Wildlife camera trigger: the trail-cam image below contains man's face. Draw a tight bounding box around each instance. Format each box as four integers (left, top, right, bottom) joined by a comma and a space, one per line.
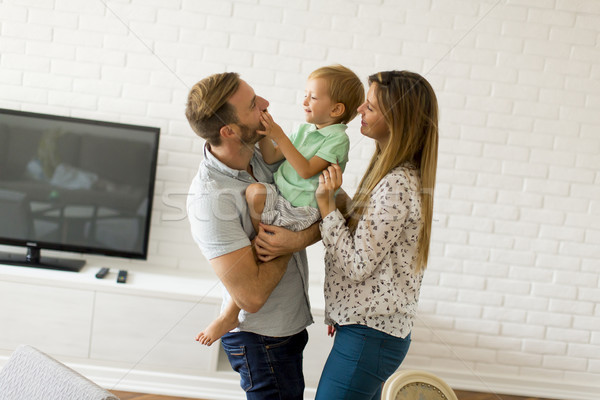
227, 80, 270, 146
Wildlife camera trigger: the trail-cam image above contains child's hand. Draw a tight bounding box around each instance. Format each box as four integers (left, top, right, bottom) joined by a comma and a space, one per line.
258, 111, 284, 140
258, 111, 273, 137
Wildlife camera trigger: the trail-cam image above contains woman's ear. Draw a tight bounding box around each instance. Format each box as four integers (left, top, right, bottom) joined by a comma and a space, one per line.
330, 103, 345, 119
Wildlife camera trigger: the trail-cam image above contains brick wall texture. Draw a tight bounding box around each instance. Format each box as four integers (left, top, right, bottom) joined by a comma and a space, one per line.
1, 0, 598, 390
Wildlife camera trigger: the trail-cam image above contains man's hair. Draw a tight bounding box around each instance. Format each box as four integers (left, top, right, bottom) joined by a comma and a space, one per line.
185, 72, 241, 146
308, 65, 365, 124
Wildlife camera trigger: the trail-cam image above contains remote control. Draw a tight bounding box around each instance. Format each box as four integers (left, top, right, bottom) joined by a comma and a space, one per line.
117, 270, 128, 284
95, 267, 109, 279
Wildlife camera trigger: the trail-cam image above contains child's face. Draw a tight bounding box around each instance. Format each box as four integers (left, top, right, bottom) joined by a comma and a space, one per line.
303, 78, 339, 129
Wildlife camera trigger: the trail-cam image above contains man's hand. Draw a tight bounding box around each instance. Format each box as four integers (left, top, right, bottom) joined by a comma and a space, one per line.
254, 223, 296, 262
254, 222, 321, 262
250, 237, 260, 263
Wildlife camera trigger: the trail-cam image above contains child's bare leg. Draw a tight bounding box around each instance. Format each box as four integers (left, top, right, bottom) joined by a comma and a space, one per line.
195, 300, 240, 346
246, 183, 267, 233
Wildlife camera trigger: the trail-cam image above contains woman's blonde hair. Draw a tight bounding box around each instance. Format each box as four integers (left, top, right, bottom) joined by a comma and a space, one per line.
346, 70, 439, 273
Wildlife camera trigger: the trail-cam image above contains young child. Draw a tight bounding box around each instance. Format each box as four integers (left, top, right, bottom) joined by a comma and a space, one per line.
195, 65, 364, 346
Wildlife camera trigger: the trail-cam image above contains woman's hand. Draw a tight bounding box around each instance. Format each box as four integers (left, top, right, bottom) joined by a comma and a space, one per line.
315, 163, 343, 218
327, 325, 336, 337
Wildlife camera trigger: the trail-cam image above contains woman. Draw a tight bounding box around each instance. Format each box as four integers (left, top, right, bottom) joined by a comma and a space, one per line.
314, 70, 439, 399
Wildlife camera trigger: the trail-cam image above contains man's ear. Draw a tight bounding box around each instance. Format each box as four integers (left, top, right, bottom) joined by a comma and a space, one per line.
220, 124, 236, 139
330, 103, 345, 119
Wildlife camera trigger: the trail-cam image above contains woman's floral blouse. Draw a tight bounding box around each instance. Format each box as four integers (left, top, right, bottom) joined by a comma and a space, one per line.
320, 163, 424, 338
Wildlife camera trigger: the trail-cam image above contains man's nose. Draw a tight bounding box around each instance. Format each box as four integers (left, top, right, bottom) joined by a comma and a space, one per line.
258, 96, 269, 111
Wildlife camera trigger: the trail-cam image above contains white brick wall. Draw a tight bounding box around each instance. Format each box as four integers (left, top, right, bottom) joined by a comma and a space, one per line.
1, 0, 599, 397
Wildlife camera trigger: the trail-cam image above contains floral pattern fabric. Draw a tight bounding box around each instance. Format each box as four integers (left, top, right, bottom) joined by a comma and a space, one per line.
319, 163, 425, 338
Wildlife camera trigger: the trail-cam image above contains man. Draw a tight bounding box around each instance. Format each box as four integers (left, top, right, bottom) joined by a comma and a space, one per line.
185, 72, 320, 399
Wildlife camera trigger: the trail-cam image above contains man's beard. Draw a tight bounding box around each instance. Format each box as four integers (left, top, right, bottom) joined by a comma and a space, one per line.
238, 122, 262, 146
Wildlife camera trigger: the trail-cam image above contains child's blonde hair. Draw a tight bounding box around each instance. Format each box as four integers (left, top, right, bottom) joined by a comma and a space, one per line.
308, 65, 364, 124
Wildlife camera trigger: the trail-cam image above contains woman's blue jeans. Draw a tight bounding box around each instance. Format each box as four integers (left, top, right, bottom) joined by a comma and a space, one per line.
221, 329, 308, 400
315, 324, 411, 400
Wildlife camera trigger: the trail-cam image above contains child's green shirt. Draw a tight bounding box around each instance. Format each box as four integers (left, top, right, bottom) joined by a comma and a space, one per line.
273, 123, 350, 208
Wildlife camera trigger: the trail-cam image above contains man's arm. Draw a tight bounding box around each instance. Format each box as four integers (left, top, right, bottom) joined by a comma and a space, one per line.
209, 246, 291, 313
254, 222, 321, 262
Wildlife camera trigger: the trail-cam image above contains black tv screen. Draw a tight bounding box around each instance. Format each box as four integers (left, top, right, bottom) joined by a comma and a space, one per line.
0, 108, 160, 272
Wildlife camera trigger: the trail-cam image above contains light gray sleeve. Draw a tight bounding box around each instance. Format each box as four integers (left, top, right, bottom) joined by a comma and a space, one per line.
188, 190, 251, 260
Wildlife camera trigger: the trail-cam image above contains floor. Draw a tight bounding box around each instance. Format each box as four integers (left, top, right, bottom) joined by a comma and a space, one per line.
111, 392, 192, 400
453, 390, 557, 400
112, 389, 558, 400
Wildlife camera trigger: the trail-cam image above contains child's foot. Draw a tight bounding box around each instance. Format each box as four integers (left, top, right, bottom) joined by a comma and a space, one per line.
195, 315, 239, 346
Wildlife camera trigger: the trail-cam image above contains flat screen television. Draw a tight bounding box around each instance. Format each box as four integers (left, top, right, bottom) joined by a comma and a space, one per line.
0, 108, 160, 272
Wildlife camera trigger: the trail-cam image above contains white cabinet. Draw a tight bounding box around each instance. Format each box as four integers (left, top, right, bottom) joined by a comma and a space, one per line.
0, 280, 93, 358
90, 292, 218, 373
0, 264, 330, 399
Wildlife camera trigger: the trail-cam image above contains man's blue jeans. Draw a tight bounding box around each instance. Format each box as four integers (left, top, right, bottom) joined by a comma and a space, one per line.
221, 329, 309, 400
315, 324, 411, 400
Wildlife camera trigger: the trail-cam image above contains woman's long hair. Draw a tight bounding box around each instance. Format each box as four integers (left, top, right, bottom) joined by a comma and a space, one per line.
346, 70, 439, 273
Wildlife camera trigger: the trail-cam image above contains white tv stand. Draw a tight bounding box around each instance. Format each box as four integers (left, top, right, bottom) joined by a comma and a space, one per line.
0, 263, 330, 399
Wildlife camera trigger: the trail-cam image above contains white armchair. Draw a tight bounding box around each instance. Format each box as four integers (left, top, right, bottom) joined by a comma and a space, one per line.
0, 345, 119, 400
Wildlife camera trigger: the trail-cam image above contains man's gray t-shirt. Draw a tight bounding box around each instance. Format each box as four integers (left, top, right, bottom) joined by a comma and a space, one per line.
187, 143, 313, 337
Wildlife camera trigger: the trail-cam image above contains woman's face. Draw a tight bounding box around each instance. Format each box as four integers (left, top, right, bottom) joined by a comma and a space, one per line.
357, 83, 390, 145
